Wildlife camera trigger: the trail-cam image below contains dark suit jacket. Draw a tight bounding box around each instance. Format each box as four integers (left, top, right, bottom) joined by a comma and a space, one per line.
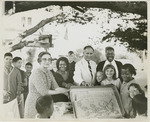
96, 60, 123, 81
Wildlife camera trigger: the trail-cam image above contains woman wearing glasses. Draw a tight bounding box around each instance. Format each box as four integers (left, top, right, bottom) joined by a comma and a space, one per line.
24, 52, 69, 118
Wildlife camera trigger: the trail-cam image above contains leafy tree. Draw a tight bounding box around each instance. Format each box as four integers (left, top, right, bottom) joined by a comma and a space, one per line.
102, 17, 147, 51
3, 1, 147, 52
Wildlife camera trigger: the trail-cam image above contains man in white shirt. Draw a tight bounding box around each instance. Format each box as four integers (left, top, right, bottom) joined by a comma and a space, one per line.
96, 46, 123, 80
73, 46, 97, 86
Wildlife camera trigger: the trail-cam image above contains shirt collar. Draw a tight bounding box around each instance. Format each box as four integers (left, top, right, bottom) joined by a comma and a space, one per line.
106, 60, 115, 64
83, 57, 91, 63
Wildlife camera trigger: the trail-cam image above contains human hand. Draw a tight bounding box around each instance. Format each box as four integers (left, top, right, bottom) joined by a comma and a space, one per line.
66, 83, 74, 88
17, 86, 24, 95
81, 81, 89, 86
17, 95, 22, 104
3, 90, 9, 96
3, 91, 11, 101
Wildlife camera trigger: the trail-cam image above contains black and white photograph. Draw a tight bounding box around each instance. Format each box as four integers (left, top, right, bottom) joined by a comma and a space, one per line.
0, 1, 148, 121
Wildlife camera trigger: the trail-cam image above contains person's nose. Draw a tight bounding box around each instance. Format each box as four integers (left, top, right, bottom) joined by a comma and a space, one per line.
45, 60, 50, 63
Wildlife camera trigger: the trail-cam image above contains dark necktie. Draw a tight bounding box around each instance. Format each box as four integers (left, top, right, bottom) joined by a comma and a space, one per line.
87, 61, 93, 79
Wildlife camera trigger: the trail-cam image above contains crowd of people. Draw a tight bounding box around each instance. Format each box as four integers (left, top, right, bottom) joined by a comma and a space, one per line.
3, 45, 147, 119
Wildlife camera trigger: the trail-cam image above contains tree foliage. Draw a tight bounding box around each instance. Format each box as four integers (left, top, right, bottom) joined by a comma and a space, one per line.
5, 1, 147, 18
4, 1, 147, 52
102, 18, 147, 51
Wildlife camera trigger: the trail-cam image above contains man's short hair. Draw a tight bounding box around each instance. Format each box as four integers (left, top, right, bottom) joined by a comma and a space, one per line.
68, 51, 74, 55
12, 57, 22, 63
25, 62, 32, 67
4, 52, 13, 58
105, 46, 114, 52
84, 45, 94, 51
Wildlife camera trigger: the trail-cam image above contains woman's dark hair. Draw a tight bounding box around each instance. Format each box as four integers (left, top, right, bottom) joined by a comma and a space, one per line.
103, 64, 117, 80
36, 95, 53, 114
37, 51, 51, 63
56, 57, 69, 71
121, 63, 136, 76
128, 83, 145, 96
132, 94, 147, 115
4, 52, 13, 58
12, 57, 22, 63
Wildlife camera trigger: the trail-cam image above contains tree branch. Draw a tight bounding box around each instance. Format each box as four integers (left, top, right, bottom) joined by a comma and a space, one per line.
21, 13, 65, 38
7, 13, 65, 52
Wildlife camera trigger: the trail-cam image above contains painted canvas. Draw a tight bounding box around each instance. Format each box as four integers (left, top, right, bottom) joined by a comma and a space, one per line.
70, 86, 125, 119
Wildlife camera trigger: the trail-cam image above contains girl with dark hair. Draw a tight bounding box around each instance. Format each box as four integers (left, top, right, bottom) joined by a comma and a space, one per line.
53, 57, 75, 89
132, 94, 147, 118
94, 70, 104, 86
35, 95, 54, 118
128, 83, 145, 98
101, 64, 121, 89
120, 63, 137, 118
24, 52, 69, 118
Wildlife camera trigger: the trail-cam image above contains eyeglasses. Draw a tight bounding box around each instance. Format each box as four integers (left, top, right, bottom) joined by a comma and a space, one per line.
41, 58, 52, 62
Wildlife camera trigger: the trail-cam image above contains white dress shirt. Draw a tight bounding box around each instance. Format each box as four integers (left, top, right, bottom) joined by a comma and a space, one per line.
103, 60, 119, 78
73, 58, 97, 86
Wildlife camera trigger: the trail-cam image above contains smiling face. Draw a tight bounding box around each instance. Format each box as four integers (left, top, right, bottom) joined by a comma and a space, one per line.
96, 71, 103, 82
40, 54, 52, 69
121, 68, 132, 82
25, 65, 32, 73
129, 86, 141, 98
105, 67, 115, 79
4, 56, 13, 66
59, 60, 67, 72
83, 48, 94, 61
13, 60, 22, 69
105, 49, 115, 62
68, 54, 75, 63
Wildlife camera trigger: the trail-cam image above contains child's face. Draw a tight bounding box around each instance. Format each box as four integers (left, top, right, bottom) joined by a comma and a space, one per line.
121, 69, 132, 82
25, 65, 32, 72
105, 68, 114, 79
13, 60, 22, 69
68, 54, 75, 63
96, 72, 103, 82
4, 56, 13, 66
129, 86, 140, 98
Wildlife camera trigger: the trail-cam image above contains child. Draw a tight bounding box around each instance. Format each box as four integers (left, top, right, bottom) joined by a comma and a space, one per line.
128, 83, 145, 99
101, 64, 121, 89
35, 95, 54, 118
120, 63, 136, 118
132, 94, 147, 118
95, 70, 104, 86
